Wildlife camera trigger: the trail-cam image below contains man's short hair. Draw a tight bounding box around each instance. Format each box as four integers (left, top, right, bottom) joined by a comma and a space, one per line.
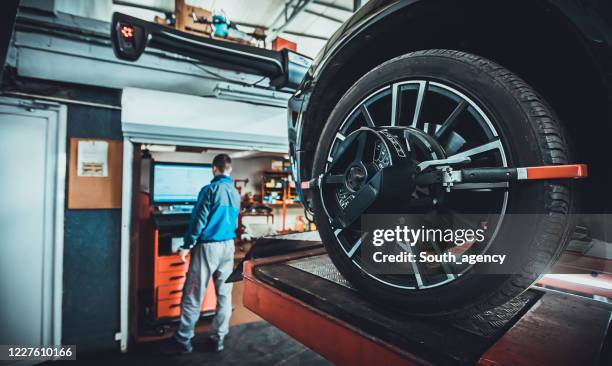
212, 154, 232, 173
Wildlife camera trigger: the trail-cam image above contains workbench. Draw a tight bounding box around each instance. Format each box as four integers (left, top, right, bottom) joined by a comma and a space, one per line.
241, 235, 612, 366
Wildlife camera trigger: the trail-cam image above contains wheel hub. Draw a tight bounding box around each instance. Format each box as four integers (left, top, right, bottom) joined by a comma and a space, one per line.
346, 164, 367, 191
321, 126, 446, 228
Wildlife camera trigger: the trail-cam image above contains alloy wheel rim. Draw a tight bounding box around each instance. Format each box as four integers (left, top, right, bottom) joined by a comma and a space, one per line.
320, 80, 509, 290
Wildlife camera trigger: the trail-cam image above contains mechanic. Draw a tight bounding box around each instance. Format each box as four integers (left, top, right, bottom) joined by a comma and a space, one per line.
165, 154, 240, 354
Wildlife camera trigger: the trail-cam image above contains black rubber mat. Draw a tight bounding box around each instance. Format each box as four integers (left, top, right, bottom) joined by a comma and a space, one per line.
43, 322, 331, 366
255, 256, 542, 366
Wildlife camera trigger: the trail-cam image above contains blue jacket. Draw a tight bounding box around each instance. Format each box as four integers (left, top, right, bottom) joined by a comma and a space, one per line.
182, 175, 240, 249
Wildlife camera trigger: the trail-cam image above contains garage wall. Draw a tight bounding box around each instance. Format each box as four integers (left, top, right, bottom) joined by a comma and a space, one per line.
62, 94, 122, 352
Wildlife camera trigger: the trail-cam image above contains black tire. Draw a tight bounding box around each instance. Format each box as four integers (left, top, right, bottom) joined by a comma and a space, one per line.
312, 49, 575, 318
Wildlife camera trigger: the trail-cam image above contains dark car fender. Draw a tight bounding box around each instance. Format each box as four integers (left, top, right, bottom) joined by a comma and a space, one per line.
288, 0, 612, 212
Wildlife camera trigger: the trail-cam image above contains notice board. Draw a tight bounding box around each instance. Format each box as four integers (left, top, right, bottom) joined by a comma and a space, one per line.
68, 138, 123, 209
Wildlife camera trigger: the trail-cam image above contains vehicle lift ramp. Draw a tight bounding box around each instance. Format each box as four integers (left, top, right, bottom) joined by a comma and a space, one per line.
238, 234, 612, 366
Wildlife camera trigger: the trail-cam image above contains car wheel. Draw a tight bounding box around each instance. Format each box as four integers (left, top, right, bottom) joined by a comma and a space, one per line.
311, 49, 575, 318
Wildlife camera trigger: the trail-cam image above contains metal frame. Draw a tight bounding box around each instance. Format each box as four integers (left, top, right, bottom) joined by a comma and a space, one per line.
267, 0, 315, 41
243, 249, 612, 366
10, 9, 287, 102
53, 103, 67, 346
312, 0, 353, 13
117, 138, 133, 352
242, 250, 415, 365
303, 9, 344, 24
233, 21, 329, 41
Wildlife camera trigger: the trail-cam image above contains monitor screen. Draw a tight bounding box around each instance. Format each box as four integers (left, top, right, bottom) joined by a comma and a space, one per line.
152, 163, 214, 204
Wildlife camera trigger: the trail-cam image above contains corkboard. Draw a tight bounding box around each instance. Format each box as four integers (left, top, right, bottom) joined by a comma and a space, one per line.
68, 138, 123, 209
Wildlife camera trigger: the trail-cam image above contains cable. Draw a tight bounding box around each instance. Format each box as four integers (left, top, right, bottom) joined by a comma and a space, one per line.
304, 206, 315, 225
191, 62, 267, 86
250, 76, 268, 86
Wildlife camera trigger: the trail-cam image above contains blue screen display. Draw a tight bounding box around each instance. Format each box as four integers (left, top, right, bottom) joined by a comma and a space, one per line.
153, 164, 214, 203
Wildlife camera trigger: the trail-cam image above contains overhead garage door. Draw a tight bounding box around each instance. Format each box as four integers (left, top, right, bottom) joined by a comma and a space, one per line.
121, 87, 289, 152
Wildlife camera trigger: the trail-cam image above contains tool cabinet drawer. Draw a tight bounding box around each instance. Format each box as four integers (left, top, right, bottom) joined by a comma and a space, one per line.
157, 298, 181, 318
158, 283, 184, 300
157, 255, 189, 273
156, 271, 187, 287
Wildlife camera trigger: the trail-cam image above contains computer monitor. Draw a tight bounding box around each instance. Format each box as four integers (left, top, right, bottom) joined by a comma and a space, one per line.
152, 162, 214, 204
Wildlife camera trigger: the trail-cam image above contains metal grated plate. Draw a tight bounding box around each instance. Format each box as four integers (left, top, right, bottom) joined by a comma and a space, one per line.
287, 255, 355, 290
285, 254, 541, 338
453, 291, 541, 337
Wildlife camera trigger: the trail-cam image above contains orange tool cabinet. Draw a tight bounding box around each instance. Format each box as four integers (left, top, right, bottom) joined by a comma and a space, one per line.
152, 230, 216, 319
138, 192, 217, 323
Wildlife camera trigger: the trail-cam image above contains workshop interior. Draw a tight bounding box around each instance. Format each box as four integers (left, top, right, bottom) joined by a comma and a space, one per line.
0, 0, 611, 365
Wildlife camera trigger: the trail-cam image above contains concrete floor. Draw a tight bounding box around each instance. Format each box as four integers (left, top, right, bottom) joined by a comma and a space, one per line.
106, 247, 330, 365
42, 242, 332, 364
47, 321, 331, 366
46, 280, 330, 365
137, 280, 262, 343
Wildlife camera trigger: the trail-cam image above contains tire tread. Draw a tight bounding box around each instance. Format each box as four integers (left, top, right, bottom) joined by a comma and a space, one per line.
401, 50, 573, 318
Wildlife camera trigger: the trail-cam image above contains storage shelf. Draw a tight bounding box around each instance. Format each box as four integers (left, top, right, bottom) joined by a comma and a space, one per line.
268, 203, 301, 208
263, 170, 292, 175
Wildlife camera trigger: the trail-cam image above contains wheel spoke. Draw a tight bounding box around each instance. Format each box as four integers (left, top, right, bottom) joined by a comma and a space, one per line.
347, 232, 368, 258
443, 131, 467, 156
398, 240, 424, 288
411, 81, 428, 128
448, 139, 503, 160
434, 100, 468, 139
390, 83, 399, 126
430, 241, 456, 281
360, 104, 376, 127
326, 132, 360, 170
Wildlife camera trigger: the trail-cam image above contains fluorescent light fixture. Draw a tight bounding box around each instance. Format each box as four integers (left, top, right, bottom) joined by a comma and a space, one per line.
142, 144, 176, 152
229, 150, 262, 159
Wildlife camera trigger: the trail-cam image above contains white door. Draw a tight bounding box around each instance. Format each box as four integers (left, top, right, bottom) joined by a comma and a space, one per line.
0, 98, 65, 350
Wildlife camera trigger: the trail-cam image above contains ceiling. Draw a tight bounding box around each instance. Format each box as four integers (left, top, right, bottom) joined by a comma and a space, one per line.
112, 0, 368, 57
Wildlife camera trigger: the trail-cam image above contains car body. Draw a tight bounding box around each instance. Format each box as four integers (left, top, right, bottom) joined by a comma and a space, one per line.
289, 0, 612, 236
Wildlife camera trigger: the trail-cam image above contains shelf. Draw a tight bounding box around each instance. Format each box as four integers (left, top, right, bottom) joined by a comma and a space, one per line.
241, 212, 274, 217
261, 167, 298, 231
268, 203, 301, 208
263, 170, 292, 175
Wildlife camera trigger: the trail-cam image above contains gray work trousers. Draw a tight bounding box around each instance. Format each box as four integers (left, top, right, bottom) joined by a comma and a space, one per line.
175, 239, 234, 345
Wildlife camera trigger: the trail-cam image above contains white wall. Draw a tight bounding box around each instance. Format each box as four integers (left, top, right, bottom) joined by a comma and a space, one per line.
54, 0, 113, 19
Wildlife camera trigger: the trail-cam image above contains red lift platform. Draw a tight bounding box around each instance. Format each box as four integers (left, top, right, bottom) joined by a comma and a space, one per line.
240, 235, 612, 366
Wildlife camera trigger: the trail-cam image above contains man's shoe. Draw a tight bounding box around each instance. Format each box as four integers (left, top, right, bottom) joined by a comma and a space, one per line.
210, 335, 224, 352
161, 337, 193, 355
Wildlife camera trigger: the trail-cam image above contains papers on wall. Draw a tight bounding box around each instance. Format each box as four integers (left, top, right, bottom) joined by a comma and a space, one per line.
77, 140, 109, 177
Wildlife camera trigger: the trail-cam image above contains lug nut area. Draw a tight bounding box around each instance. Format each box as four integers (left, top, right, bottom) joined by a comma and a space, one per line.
346, 165, 367, 191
